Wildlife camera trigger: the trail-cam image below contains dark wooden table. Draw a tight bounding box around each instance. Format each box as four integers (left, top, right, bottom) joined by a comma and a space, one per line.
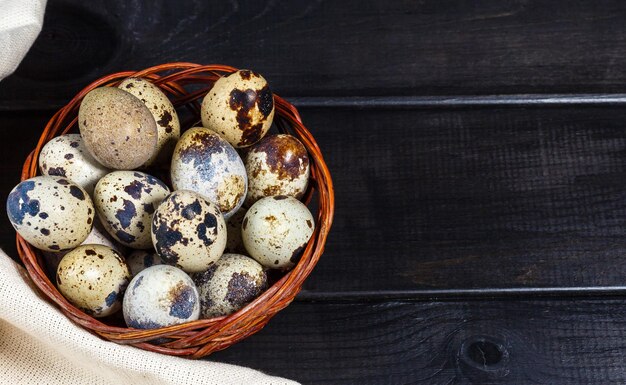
4, 1, 626, 383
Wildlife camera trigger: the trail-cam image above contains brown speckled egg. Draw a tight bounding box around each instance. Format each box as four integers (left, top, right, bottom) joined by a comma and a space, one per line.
192, 253, 267, 318
78, 87, 158, 169
225, 208, 246, 254
244, 134, 310, 207
242, 196, 314, 270
38, 134, 109, 195
126, 249, 163, 277
42, 218, 126, 280
94, 171, 170, 249
201, 70, 274, 148
118, 78, 180, 166
6, 176, 94, 252
170, 127, 247, 219
56, 244, 130, 317
151, 190, 227, 273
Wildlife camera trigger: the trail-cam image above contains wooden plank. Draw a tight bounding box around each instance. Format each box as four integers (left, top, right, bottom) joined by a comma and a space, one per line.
3, 104, 626, 296
5, 0, 626, 109
208, 298, 626, 384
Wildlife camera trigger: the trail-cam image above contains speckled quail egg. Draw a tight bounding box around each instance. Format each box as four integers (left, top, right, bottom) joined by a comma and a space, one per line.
38, 134, 109, 195
123, 264, 200, 329
118, 78, 180, 166
201, 70, 274, 148
170, 127, 247, 219
151, 190, 227, 273
6, 176, 94, 252
224, 207, 246, 254
78, 87, 158, 169
56, 244, 130, 317
126, 249, 163, 277
242, 196, 314, 269
94, 171, 170, 249
192, 253, 267, 318
244, 134, 310, 207
43, 218, 126, 280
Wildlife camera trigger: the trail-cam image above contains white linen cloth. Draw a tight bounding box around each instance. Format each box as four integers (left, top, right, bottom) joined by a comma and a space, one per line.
0, 0, 46, 80
0, 250, 299, 384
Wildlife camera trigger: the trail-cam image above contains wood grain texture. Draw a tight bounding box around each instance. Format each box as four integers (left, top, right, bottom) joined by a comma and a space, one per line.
5, 0, 626, 109
209, 298, 626, 384
4, 105, 626, 295
299, 105, 626, 293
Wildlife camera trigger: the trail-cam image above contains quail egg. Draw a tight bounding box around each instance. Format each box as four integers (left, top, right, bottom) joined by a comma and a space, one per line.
126, 249, 163, 277
56, 244, 130, 317
151, 190, 227, 273
94, 171, 170, 249
38, 134, 109, 195
192, 253, 267, 318
170, 127, 247, 219
42, 218, 126, 280
6, 176, 94, 251
242, 196, 314, 269
118, 78, 180, 166
123, 264, 200, 329
201, 69, 274, 148
78, 87, 158, 169
244, 134, 310, 206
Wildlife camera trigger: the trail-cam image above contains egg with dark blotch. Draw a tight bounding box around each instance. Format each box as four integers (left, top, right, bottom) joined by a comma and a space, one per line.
78, 87, 158, 170
42, 218, 127, 281
244, 134, 310, 207
192, 253, 267, 318
242, 196, 315, 270
123, 265, 200, 329
118, 78, 180, 167
170, 127, 247, 219
151, 190, 226, 273
201, 69, 275, 148
6, 176, 94, 252
94, 171, 170, 249
56, 245, 130, 317
38, 134, 109, 195
126, 249, 163, 277
225, 207, 247, 254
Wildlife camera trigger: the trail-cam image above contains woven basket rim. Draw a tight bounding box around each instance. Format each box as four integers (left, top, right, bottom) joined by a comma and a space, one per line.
16, 62, 335, 358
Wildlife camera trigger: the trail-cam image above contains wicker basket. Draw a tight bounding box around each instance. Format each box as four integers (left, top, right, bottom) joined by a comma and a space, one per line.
16, 63, 335, 358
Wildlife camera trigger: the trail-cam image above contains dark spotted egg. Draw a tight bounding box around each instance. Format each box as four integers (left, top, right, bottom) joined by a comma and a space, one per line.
118, 78, 180, 167
94, 171, 170, 249
38, 134, 109, 195
170, 127, 247, 219
123, 264, 200, 329
244, 134, 310, 207
6, 176, 94, 252
242, 196, 315, 270
56, 245, 130, 317
151, 190, 226, 273
126, 249, 163, 277
192, 253, 267, 318
201, 70, 274, 149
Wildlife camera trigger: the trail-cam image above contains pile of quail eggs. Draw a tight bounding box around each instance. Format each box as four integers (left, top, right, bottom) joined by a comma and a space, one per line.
6, 70, 314, 328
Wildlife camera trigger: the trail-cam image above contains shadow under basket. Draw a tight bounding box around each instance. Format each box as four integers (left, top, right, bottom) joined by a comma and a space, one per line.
16, 62, 335, 358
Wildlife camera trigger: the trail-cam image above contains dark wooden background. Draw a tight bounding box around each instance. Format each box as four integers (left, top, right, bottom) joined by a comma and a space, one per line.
3, 1, 626, 383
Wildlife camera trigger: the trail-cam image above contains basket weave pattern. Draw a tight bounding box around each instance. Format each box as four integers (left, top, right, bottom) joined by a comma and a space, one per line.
16, 63, 335, 358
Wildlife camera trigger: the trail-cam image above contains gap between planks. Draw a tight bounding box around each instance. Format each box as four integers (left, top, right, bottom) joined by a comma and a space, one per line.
7, 93, 626, 111
294, 286, 626, 302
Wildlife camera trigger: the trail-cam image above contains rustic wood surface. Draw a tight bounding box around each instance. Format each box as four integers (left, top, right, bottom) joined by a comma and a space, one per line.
2, 0, 626, 383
